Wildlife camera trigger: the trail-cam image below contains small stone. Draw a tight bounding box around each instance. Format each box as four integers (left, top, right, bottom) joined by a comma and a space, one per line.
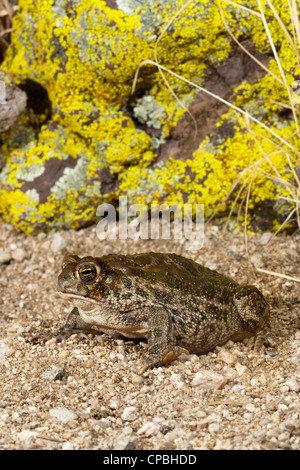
191, 370, 228, 390
100, 418, 111, 429
259, 232, 272, 245
266, 350, 276, 357
112, 432, 135, 450
161, 424, 172, 435
121, 406, 138, 421
62, 442, 74, 450
218, 350, 238, 366
0, 250, 11, 264
137, 421, 160, 437
17, 430, 38, 449
11, 247, 28, 262
284, 379, 299, 392
49, 407, 78, 423
235, 363, 249, 376
250, 254, 263, 267
40, 368, 66, 382
51, 233, 68, 253
208, 423, 220, 433
109, 399, 120, 410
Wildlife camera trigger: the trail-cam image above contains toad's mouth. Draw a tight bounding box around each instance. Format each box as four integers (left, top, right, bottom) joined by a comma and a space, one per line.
58, 291, 101, 305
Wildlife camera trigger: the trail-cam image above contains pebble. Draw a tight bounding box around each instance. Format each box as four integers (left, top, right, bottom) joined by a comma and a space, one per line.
40, 368, 66, 382
208, 423, 220, 434
0, 250, 11, 264
250, 254, 263, 267
112, 432, 135, 450
62, 442, 74, 450
121, 406, 138, 422
284, 379, 300, 392
50, 233, 68, 253
235, 363, 248, 376
11, 248, 28, 262
137, 421, 160, 437
191, 370, 228, 390
17, 429, 38, 448
259, 232, 272, 245
218, 350, 238, 366
109, 399, 120, 410
49, 407, 78, 423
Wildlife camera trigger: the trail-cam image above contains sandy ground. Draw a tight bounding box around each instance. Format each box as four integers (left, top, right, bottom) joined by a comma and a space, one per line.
0, 221, 299, 450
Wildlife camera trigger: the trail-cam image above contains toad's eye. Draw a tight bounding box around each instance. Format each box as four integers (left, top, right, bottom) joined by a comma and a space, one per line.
77, 265, 99, 284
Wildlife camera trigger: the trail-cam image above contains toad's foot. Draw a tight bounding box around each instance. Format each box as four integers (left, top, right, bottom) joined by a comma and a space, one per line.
138, 346, 189, 375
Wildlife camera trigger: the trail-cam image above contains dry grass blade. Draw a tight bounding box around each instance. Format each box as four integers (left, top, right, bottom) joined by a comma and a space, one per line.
255, 267, 300, 283
0, 0, 17, 59
256, 0, 300, 134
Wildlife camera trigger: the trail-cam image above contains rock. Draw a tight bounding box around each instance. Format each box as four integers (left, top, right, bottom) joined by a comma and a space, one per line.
109, 399, 120, 410
62, 442, 74, 450
284, 379, 300, 392
0, 250, 11, 264
17, 430, 38, 450
1, 1, 292, 234
50, 233, 68, 253
235, 363, 249, 376
137, 421, 160, 437
259, 232, 272, 245
11, 247, 28, 262
40, 368, 66, 382
0, 70, 27, 134
191, 370, 228, 390
208, 423, 220, 434
217, 350, 238, 366
250, 254, 263, 267
121, 406, 138, 422
49, 407, 78, 423
112, 433, 136, 450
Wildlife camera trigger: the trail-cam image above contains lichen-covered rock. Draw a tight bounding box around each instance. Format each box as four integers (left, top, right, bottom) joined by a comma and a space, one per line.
0, 0, 299, 233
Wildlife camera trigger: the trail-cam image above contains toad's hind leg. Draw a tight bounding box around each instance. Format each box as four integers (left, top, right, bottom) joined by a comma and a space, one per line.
138, 307, 188, 374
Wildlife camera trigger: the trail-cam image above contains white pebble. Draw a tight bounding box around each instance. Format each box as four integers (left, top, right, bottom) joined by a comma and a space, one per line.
49, 407, 78, 423
18, 430, 38, 440
284, 379, 299, 392
259, 232, 272, 245
51, 233, 68, 253
17, 430, 38, 449
121, 406, 137, 421
191, 370, 228, 390
235, 363, 249, 376
0, 250, 11, 264
277, 404, 288, 412
109, 399, 120, 410
137, 421, 160, 437
208, 423, 220, 433
62, 442, 74, 450
218, 350, 238, 366
250, 254, 263, 267
12, 247, 28, 262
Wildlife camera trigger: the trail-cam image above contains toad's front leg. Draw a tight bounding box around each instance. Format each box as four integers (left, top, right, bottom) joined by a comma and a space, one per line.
138, 307, 188, 374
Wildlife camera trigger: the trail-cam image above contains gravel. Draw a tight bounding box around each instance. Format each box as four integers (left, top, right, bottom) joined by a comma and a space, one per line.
0, 221, 299, 450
